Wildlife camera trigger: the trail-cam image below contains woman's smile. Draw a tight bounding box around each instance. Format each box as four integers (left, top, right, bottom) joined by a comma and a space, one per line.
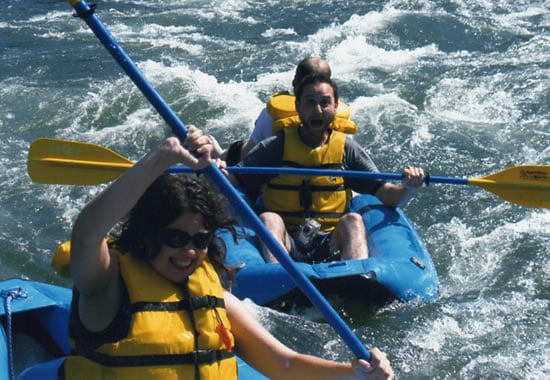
170, 257, 193, 270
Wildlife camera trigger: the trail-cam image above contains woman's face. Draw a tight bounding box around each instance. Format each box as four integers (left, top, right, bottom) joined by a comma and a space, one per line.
150, 212, 210, 284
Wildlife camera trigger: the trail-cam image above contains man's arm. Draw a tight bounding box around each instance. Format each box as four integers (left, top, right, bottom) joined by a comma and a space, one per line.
343, 137, 423, 207
343, 137, 385, 195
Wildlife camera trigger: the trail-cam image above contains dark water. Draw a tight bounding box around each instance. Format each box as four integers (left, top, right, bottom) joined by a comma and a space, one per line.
1, 1, 548, 378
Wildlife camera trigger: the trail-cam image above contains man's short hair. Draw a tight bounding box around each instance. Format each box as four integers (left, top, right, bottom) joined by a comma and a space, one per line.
294, 74, 339, 105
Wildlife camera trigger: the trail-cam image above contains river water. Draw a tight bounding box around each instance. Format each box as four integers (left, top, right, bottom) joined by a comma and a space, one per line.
1, 0, 549, 378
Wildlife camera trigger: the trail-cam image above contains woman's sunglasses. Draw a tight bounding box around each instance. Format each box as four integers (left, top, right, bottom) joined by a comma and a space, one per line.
159, 228, 213, 250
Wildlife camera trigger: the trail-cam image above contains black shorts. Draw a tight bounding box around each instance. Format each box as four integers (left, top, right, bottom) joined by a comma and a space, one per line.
289, 231, 339, 263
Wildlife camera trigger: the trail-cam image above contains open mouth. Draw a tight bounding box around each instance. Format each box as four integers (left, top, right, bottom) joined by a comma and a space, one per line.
310, 119, 324, 128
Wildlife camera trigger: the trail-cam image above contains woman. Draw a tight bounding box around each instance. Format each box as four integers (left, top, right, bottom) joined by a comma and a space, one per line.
65, 125, 394, 379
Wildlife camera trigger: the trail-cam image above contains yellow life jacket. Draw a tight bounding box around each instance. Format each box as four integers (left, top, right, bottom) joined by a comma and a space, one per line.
64, 250, 237, 380
266, 92, 358, 136
262, 127, 351, 231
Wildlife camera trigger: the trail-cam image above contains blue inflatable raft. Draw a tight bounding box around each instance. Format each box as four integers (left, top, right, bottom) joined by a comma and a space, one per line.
223, 194, 439, 308
0, 278, 267, 380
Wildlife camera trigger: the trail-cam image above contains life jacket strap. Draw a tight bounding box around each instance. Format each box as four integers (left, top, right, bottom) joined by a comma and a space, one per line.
129, 295, 225, 313
74, 348, 234, 367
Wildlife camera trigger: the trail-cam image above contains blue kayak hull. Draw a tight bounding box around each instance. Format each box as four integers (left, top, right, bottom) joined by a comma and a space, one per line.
223, 194, 439, 308
0, 278, 267, 380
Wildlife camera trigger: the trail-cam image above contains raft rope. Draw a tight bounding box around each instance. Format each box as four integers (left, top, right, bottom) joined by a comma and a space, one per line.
1, 287, 28, 380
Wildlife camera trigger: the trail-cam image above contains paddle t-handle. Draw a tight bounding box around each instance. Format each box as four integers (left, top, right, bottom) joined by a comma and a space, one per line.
67, 0, 372, 362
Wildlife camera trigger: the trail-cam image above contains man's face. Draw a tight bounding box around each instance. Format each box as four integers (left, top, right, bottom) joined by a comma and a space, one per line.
295, 82, 337, 137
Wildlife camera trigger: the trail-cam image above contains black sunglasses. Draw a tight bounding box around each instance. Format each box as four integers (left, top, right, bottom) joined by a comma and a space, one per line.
159, 228, 213, 250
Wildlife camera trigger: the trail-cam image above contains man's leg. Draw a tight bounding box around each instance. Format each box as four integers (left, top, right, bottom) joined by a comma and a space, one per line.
330, 212, 368, 260
258, 211, 292, 263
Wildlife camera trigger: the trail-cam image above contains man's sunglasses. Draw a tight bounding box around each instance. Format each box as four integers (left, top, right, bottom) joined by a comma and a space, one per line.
159, 228, 213, 250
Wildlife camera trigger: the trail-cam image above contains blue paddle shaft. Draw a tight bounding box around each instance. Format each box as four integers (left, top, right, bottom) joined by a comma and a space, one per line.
69, 0, 371, 362
169, 165, 470, 185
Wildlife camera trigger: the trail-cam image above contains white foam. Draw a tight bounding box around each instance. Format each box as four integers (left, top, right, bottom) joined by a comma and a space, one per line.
350, 93, 433, 148
261, 28, 297, 39
138, 59, 263, 133
426, 76, 522, 125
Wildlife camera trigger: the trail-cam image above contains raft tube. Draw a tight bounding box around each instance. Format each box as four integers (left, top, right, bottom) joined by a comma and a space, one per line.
222, 194, 438, 308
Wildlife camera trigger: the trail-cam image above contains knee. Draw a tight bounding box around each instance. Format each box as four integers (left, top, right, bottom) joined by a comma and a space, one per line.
337, 213, 366, 236
260, 211, 282, 224
259, 212, 286, 230
339, 212, 364, 227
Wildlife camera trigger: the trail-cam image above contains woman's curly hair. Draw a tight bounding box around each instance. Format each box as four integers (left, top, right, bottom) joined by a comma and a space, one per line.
112, 174, 239, 285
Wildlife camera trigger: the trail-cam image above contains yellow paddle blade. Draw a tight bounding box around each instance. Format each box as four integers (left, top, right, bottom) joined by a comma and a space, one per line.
469, 165, 550, 208
28, 138, 133, 185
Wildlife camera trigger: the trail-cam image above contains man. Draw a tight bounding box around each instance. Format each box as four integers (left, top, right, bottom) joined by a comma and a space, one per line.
212, 57, 352, 164
222, 74, 424, 263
